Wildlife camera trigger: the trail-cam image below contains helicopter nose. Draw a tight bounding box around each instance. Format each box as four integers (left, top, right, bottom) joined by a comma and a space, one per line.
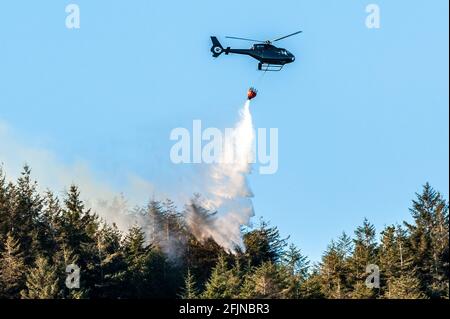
291, 56, 295, 61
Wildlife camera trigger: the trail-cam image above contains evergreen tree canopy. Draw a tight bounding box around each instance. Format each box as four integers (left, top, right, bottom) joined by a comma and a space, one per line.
0, 167, 447, 299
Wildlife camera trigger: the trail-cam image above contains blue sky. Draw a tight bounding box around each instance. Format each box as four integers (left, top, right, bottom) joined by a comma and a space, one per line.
0, 1, 448, 261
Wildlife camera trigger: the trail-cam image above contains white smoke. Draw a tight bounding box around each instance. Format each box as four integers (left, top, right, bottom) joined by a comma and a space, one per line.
1, 98, 257, 253
186, 100, 255, 252
0, 120, 157, 232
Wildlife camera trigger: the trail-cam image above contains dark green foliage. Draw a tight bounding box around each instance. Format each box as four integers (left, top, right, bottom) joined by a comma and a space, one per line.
202, 253, 241, 299
0, 166, 448, 299
300, 269, 325, 299
0, 232, 26, 298
282, 244, 310, 298
349, 219, 378, 298
240, 261, 291, 299
404, 183, 449, 298
243, 220, 288, 267
318, 233, 353, 299
20, 256, 59, 299
5, 166, 43, 264
184, 236, 224, 290
385, 273, 427, 299
180, 269, 198, 299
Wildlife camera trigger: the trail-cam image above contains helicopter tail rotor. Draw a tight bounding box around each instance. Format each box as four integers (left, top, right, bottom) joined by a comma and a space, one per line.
210, 36, 225, 57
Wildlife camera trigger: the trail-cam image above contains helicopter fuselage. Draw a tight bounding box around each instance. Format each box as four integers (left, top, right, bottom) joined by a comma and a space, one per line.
210, 37, 296, 70
225, 44, 295, 66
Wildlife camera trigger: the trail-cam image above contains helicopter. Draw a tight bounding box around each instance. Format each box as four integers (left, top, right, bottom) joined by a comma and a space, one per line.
210, 31, 302, 71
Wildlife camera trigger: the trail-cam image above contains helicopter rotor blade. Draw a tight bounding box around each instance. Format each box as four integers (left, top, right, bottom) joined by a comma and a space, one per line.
225, 36, 265, 43
272, 31, 303, 42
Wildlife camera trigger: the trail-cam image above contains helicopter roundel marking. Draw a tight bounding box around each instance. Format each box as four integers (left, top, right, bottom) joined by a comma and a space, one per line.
213, 46, 223, 54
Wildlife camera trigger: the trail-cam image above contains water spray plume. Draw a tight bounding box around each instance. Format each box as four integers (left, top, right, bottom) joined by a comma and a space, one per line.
186, 99, 255, 252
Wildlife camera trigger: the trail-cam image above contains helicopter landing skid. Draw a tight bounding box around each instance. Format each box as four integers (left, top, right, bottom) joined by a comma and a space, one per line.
258, 63, 284, 72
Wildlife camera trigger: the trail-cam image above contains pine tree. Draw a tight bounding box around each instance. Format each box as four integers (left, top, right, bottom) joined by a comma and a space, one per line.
429, 190, 449, 298
318, 233, 353, 299
58, 185, 99, 259
123, 225, 147, 256
147, 247, 181, 298
0, 167, 10, 242
160, 199, 185, 259
405, 183, 449, 298
21, 256, 59, 299
53, 244, 80, 299
387, 273, 427, 299
57, 185, 99, 298
349, 219, 378, 298
122, 225, 159, 298
351, 219, 377, 277
202, 254, 240, 299
34, 191, 60, 260
283, 244, 309, 279
184, 235, 225, 289
180, 269, 198, 299
282, 244, 310, 298
0, 232, 27, 298
161, 199, 183, 241
378, 225, 414, 298
91, 223, 127, 298
240, 261, 290, 299
183, 195, 218, 245
146, 200, 164, 244
8, 166, 43, 263
300, 268, 325, 299
243, 220, 288, 267
349, 281, 375, 299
